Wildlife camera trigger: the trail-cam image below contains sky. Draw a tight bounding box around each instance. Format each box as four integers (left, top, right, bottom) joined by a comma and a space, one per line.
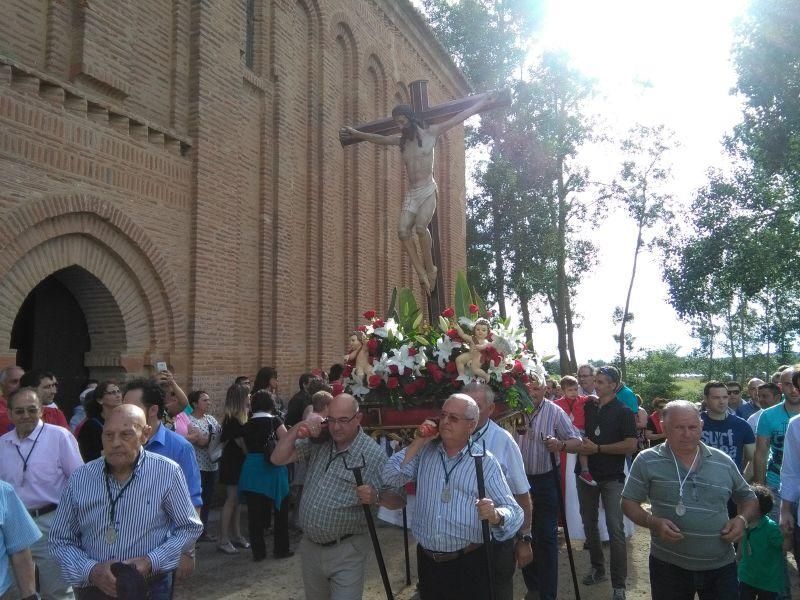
471, 0, 751, 361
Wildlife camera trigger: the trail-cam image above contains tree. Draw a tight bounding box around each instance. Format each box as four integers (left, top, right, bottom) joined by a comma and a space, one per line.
625, 346, 682, 405
611, 124, 675, 379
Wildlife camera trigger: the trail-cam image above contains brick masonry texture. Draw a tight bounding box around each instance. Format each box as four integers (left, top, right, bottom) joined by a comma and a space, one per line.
0, 0, 470, 401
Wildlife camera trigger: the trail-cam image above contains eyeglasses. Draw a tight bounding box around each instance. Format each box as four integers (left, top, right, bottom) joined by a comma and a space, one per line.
11, 407, 40, 416
439, 411, 472, 423
325, 413, 359, 426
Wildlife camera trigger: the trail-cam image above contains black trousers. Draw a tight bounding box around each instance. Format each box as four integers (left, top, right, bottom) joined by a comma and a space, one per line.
417, 543, 491, 600
245, 491, 289, 559
491, 538, 516, 600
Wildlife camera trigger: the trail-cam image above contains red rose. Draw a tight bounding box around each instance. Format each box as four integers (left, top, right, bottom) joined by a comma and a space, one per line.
368, 374, 383, 388
357, 325, 367, 333
441, 307, 455, 318
373, 318, 385, 328
445, 361, 458, 375
389, 364, 399, 375
427, 362, 444, 383
343, 364, 353, 378
521, 374, 529, 384
502, 373, 514, 388
403, 382, 417, 396
367, 338, 379, 355
363, 310, 376, 320
446, 328, 460, 340
331, 381, 344, 396
512, 360, 524, 375
469, 304, 479, 314
387, 376, 400, 390
408, 347, 418, 356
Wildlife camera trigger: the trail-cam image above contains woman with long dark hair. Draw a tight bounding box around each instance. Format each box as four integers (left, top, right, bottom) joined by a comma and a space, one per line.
76, 380, 122, 461
238, 390, 292, 560
253, 366, 285, 416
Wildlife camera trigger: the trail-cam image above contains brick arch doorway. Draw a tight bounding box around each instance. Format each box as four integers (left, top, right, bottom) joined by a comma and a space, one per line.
10, 266, 127, 419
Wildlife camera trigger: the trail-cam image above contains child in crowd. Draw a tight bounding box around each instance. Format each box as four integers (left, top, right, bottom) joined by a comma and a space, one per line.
555, 376, 595, 485
738, 485, 788, 599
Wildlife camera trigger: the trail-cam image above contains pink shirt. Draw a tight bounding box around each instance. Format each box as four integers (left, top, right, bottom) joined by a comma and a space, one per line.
0, 420, 83, 509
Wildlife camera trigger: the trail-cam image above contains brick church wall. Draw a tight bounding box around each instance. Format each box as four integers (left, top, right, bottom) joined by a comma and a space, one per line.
0, 0, 470, 401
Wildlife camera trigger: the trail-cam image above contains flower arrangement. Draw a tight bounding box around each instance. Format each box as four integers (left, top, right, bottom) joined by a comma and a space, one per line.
339, 273, 546, 412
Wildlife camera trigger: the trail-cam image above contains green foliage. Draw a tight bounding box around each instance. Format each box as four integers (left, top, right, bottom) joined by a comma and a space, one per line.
393, 287, 421, 332
454, 271, 472, 318
624, 346, 682, 404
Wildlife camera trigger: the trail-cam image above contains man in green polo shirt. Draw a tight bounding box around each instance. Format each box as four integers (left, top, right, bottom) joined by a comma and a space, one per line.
621, 400, 758, 600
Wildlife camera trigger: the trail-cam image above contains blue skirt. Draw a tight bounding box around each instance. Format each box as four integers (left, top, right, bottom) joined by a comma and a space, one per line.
238, 453, 290, 510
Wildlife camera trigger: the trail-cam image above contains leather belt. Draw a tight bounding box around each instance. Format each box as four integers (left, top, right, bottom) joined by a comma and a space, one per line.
420, 543, 482, 563
28, 503, 57, 518
315, 533, 354, 547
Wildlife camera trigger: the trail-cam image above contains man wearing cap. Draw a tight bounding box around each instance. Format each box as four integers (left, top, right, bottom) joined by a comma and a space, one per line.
0, 387, 83, 599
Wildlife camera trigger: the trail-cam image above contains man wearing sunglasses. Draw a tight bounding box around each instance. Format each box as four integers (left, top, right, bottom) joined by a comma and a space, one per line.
0, 387, 83, 599
271, 393, 402, 600
383, 393, 523, 600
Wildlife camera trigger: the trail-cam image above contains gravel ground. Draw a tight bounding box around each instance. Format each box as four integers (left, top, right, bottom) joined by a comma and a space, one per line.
174, 509, 800, 599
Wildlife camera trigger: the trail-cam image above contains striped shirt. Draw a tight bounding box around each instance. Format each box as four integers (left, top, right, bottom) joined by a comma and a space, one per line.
49, 450, 203, 587
472, 421, 529, 495
516, 400, 582, 476
383, 442, 523, 552
295, 430, 387, 544
622, 442, 755, 571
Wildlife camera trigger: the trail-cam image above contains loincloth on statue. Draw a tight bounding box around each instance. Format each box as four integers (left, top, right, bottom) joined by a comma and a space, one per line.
402, 180, 437, 213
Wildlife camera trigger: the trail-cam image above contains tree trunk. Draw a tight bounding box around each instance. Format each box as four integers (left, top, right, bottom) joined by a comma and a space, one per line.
490, 195, 507, 319
619, 211, 645, 381
555, 159, 571, 375
565, 297, 577, 373
725, 300, 737, 381
546, 289, 569, 375
519, 292, 534, 351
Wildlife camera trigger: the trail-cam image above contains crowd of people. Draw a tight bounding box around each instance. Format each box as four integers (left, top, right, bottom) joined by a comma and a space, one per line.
0, 360, 799, 599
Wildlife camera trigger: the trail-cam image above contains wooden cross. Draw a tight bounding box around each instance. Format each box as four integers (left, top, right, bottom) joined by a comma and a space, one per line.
340, 80, 510, 321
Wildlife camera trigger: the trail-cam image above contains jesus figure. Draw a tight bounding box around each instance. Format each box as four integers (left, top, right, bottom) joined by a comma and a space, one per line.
340, 94, 493, 294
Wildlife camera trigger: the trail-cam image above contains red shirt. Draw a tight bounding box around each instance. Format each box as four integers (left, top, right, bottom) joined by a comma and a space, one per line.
42, 405, 69, 429
555, 395, 588, 432
0, 396, 10, 435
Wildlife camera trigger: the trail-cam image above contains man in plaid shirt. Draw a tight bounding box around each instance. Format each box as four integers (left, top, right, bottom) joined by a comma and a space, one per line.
271, 393, 402, 599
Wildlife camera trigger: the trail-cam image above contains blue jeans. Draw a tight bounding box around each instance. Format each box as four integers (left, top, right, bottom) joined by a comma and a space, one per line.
521, 470, 559, 600
649, 555, 737, 600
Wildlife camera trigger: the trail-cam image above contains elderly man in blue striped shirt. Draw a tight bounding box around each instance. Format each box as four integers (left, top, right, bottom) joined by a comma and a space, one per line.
383, 393, 523, 600
49, 404, 202, 600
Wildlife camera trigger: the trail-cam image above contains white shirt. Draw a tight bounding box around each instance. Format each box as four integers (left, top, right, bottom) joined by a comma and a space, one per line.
0, 421, 83, 509
779, 414, 800, 521
472, 420, 529, 495
747, 409, 763, 435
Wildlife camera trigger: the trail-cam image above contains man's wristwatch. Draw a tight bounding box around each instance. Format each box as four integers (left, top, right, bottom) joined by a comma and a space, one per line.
516, 531, 533, 543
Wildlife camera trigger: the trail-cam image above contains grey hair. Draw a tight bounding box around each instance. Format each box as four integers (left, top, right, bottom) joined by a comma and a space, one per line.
447, 393, 479, 420
662, 399, 700, 422
463, 381, 495, 405
577, 364, 595, 376
0, 366, 21, 385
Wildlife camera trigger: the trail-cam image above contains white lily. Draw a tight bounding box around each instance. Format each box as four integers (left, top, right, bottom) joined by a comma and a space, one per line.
372, 354, 390, 377
386, 344, 416, 377
349, 377, 370, 399
412, 349, 427, 376
458, 316, 476, 331
487, 361, 506, 382
435, 335, 462, 368
373, 318, 402, 340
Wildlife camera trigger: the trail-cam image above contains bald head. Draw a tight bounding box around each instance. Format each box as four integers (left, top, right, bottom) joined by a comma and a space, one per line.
330, 393, 359, 414
107, 404, 148, 429
103, 404, 150, 474
0, 366, 23, 397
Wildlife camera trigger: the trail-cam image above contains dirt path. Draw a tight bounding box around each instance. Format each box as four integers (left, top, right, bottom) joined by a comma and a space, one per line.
177, 511, 781, 599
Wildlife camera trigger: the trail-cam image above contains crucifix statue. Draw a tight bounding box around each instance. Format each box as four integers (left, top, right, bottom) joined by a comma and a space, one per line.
340, 81, 509, 304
